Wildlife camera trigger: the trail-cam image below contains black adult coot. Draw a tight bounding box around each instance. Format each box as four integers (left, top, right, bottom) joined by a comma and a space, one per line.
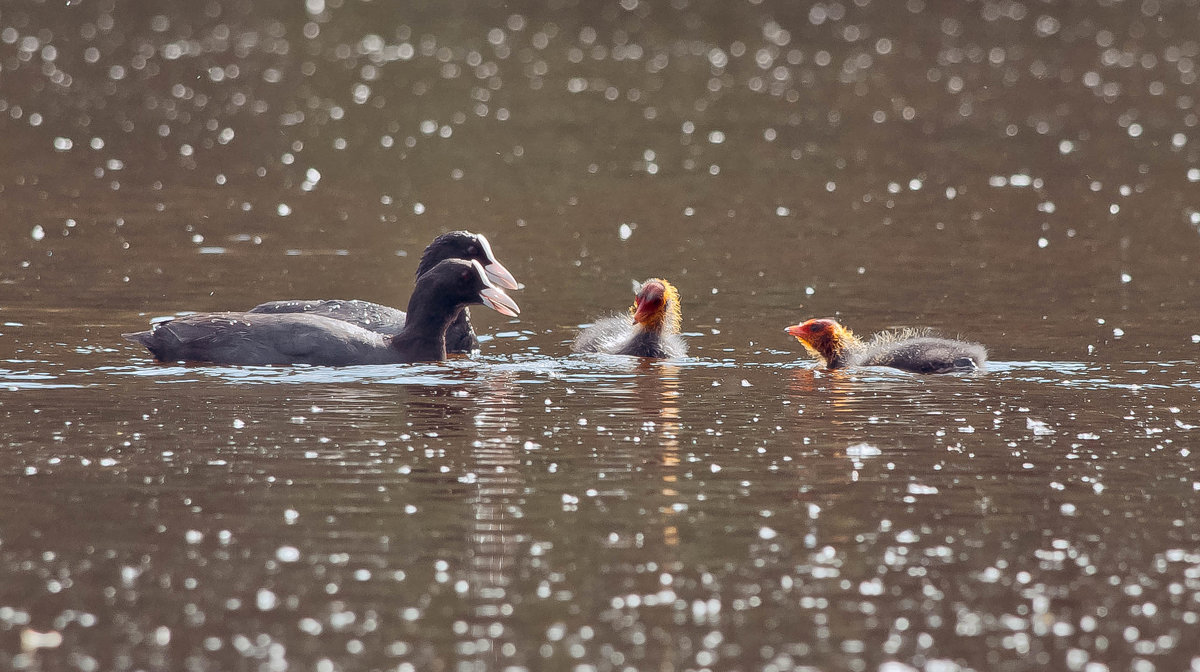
248, 231, 519, 352
124, 259, 520, 366
572, 278, 687, 359
784, 318, 986, 374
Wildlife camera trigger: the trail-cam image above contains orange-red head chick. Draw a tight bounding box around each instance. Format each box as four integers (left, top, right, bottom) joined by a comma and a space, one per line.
784, 318, 862, 369
630, 278, 682, 336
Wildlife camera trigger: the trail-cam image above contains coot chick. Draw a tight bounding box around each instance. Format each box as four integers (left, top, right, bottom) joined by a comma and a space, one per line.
248, 231, 519, 352
124, 259, 519, 366
784, 318, 986, 374
572, 278, 687, 359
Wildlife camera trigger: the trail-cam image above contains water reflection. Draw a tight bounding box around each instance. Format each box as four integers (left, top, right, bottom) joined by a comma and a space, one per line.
642, 362, 683, 549
417, 373, 523, 668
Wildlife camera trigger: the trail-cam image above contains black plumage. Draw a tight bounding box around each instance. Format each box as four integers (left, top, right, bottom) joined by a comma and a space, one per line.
248, 231, 518, 353
124, 259, 519, 366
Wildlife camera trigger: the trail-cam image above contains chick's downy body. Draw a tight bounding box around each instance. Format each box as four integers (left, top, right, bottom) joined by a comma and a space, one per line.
573, 278, 687, 359
785, 318, 985, 374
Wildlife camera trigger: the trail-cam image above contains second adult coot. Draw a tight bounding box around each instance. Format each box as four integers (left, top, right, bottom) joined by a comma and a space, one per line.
249, 231, 518, 352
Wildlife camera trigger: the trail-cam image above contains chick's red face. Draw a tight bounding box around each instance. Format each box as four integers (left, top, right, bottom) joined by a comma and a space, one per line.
633, 282, 666, 323
785, 319, 838, 345
806, 319, 835, 336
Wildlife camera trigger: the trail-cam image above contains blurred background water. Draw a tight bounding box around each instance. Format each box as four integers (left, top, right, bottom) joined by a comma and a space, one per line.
2, 0, 1199, 670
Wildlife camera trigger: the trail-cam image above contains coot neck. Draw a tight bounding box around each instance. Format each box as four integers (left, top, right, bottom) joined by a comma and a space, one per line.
390, 294, 465, 361
823, 335, 861, 369
825, 347, 852, 369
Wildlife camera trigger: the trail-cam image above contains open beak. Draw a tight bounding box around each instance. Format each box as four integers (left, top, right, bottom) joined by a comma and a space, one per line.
632, 300, 655, 324
483, 260, 519, 290
477, 234, 520, 289
480, 286, 520, 317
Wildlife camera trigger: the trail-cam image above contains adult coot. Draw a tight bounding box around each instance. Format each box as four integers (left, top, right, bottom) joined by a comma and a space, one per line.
784, 318, 986, 374
124, 259, 519, 366
249, 231, 518, 352
572, 278, 687, 359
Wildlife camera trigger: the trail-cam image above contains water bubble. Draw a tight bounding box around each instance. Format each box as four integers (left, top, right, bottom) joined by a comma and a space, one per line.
31, 225, 45, 241
256, 589, 278, 611
1035, 15, 1061, 36
618, 223, 633, 240
846, 443, 881, 458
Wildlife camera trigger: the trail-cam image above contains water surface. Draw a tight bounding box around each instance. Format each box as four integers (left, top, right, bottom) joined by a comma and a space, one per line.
2, 1, 1200, 670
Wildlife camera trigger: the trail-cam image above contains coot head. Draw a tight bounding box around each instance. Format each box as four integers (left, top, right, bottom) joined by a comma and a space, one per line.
415, 258, 520, 318
417, 231, 519, 290
630, 278, 682, 333
784, 318, 854, 363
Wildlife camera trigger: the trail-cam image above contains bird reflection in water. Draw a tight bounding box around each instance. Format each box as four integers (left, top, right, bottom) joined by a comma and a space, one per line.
786, 367, 869, 422
460, 372, 527, 664
633, 360, 683, 548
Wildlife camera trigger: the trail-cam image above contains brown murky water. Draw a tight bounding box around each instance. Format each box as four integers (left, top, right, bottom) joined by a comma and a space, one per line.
3, 1, 1200, 670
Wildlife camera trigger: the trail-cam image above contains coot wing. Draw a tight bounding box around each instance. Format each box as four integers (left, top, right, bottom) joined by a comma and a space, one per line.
249, 299, 409, 336
126, 312, 394, 366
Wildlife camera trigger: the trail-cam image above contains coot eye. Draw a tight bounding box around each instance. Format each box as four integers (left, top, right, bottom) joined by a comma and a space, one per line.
466, 246, 477, 255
